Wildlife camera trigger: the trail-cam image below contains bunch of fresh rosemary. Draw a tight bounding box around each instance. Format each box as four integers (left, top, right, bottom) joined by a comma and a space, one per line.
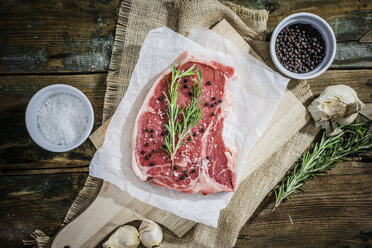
274, 121, 372, 210
162, 63, 204, 167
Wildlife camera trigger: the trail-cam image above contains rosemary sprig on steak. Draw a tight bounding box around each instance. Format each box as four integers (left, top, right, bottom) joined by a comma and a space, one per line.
162, 63, 204, 169
273, 121, 372, 210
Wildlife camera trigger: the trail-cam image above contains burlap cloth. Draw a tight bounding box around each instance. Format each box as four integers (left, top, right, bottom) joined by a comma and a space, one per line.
26, 0, 319, 247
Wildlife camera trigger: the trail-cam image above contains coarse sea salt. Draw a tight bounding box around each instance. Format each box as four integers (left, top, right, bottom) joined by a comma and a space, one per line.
37, 93, 89, 146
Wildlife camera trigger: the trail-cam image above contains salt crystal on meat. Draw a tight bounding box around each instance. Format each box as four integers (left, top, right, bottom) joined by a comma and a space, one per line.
131, 51, 236, 195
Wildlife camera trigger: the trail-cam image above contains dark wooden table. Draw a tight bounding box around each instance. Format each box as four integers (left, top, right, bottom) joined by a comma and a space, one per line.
0, 0, 371, 247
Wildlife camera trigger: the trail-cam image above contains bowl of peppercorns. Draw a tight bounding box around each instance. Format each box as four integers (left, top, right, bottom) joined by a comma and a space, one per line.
270, 12, 336, 80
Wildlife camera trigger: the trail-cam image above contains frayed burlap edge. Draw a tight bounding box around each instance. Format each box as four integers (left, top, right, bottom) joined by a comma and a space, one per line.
224, 2, 268, 22
23, 2, 132, 245
61, 176, 103, 226
23, 230, 51, 248
22, 177, 104, 247
102, 0, 132, 123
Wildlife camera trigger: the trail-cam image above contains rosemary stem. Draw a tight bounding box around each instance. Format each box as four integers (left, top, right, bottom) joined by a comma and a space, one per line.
162, 64, 203, 169
273, 121, 372, 210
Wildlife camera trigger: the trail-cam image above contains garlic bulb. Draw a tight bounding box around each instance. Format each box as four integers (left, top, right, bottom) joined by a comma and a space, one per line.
139, 219, 163, 248
103, 225, 140, 248
308, 85, 365, 136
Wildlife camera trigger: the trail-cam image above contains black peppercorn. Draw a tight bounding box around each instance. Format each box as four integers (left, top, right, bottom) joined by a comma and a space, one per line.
187, 137, 192, 141
145, 155, 149, 160
145, 142, 150, 146
162, 145, 167, 149
191, 169, 196, 173
218, 99, 222, 103
212, 96, 216, 101
158, 96, 163, 101
207, 81, 211, 85
206, 156, 210, 160
145, 128, 149, 132
201, 128, 205, 132
188, 92, 193, 96
179, 176, 185, 180
184, 78, 188, 83
150, 129, 154, 133
161, 131, 165, 136
150, 162, 154, 167
193, 132, 197, 136
148, 153, 152, 157
183, 84, 188, 88
152, 149, 156, 153
174, 166, 178, 170
205, 102, 209, 106
211, 103, 215, 107
141, 150, 145, 154
275, 23, 325, 74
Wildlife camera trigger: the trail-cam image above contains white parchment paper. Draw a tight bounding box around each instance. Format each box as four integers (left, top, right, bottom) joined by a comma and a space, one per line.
89, 26, 289, 227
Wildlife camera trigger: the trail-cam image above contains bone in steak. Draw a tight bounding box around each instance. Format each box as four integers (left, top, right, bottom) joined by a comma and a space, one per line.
132, 51, 236, 195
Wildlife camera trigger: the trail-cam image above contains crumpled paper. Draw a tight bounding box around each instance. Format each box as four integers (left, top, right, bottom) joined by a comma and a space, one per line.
90, 26, 289, 227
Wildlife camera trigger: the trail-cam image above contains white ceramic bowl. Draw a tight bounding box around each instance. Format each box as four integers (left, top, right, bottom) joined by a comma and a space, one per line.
25, 84, 94, 152
270, 13, 336, 80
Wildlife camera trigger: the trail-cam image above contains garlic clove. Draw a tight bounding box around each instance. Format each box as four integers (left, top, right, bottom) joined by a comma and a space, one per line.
103, 225, 140, 248
308, 85, 365, 136
139, 219, 163, 248
337, 112, 358, 126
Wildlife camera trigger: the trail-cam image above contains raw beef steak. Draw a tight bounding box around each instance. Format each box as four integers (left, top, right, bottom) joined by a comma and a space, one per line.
132, 51, 236, 195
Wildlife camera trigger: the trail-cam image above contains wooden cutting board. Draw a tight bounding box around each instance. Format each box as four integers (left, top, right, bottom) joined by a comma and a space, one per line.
51, 19, 309, 248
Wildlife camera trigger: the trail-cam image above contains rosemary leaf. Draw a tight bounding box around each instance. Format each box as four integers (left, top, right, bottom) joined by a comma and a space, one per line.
273, 121, 372, 210
162, 63, 204, 168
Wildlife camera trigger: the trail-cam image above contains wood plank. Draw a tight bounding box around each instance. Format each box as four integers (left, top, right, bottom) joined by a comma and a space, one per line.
0, 74, 107, 171
0, 167, 89, 176
235, 161, 372, 247
0, 0, 371, 73
0, 173, 87, 247
0, 0, 120, 73
52, 182, 196, 248
228, 0, 372, 42
332, 41, 372, 69
89, 118, 111, 149
1, 161, 371, 247
308, 69, 372, 103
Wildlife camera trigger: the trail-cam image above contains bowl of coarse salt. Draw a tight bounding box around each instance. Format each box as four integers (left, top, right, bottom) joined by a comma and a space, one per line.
25, 84, 94, 152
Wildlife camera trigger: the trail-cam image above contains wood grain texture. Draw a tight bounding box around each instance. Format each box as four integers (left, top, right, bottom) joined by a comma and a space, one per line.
0, 74, 106, 172
0, 0, 120, 73
51, 182, 196, 248
0, 0, 371, 73
225, 0, 372, 69
308, 69, 372, 103
227, 0, 372, 41
0, 173, 87, 247
235, 161, 372, 248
